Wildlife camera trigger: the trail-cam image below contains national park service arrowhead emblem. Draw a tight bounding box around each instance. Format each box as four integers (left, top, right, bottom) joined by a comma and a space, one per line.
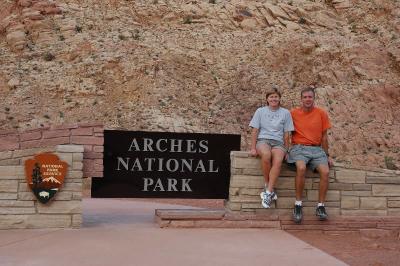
25, 153, 68, 204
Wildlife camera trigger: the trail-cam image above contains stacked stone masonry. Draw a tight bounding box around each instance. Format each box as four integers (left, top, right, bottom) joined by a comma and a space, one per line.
0, 123, 104, 178
226, 151, 400, 217
0, 145, 83, 229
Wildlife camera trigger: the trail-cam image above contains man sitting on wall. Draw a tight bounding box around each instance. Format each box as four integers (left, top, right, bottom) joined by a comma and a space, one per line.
287, 87, 333, 223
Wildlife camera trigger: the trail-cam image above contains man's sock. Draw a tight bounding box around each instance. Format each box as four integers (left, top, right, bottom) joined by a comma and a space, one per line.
295, 200, 302, 206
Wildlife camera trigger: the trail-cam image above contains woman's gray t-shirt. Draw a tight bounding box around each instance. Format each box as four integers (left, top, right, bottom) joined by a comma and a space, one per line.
249, 106, 294, 142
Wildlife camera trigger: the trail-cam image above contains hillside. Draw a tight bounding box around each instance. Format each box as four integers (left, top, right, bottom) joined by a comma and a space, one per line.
1, 0, 399, 169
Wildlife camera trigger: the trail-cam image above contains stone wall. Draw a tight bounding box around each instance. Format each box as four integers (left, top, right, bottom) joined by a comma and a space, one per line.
0, 123, 103, 178
226, 151, 400, 217
0, 145, 83, 229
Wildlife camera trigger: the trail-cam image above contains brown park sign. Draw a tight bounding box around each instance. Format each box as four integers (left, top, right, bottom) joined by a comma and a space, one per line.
25, 153, 68, 204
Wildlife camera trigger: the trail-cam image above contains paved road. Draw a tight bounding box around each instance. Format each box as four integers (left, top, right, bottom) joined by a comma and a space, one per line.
0, 199, 347, 266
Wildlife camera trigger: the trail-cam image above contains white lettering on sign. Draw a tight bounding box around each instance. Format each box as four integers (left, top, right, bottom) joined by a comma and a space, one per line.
118, 136, 220, 194
116, 157, 219, 173
127, 138, 210, 153
142, 178, 192, 192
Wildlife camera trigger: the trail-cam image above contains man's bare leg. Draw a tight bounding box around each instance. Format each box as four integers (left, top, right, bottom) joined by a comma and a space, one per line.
293, 160, 307, 223
295, 160, 307, 200
315, 164, 329, 220
316, 164, 330, 203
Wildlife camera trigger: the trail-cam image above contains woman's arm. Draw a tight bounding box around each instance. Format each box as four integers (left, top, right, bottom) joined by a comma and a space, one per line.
250, 127, 259, 156
283, 131, 290, 152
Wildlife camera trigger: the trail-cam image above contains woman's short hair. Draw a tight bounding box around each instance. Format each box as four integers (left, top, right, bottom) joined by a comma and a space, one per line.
265, 87, 281, 105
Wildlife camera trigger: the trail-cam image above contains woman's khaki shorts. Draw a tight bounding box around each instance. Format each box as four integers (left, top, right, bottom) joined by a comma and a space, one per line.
256, 139, 286, 153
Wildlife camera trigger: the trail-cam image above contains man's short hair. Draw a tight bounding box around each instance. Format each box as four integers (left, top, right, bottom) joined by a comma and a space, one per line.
300, 87, 315, 97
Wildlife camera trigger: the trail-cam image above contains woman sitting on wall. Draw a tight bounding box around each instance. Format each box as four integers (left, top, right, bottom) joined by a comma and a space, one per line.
249, 87, 294, 208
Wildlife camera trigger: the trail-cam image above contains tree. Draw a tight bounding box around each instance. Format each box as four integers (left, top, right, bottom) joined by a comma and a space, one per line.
32, 163, 43, 188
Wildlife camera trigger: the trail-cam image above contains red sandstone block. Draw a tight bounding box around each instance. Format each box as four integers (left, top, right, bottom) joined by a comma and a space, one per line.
280, 219, 343, 226
83, 152, 103, 159
376, 223, 400, 229
83, 159, 103, 174
83, 159, 94, 170
0, 135, 19, 151
169, 220, 195, 228
20, 140, 41, 149
237, 220, 281, 228
323, 230, 360, 235
20, 137, 70, 149
193, 220, 229, 228
157, 220, 172, 228
44, 137, 70, 146
281, 224, 346, 230
23, 128, 44, 133
83, 171, 103, 178
71, 136, 103, 145
43, 129, 70, 139
338, 222, 377, 229
83, 145, 93, 152
50, 124, 78, 130
224, 212, 279, 221
71, 127, 93, 136
94, 159, 103, 165
94, 164, 103, 171
223, 213, 255, 221
376, 217, 400, 222
93, 146, 104, 152
359, 229, 393, 238
93, 127, 104, 133
20, 131, 42, 141
341, 216, 389, 222
0, 129, 18, 135
163, 219, 281, 229
156, 209, 225, 220
77, 122, 103, 127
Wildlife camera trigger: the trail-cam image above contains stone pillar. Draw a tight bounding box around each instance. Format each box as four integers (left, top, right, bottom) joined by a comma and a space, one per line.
0, 145, 83, 229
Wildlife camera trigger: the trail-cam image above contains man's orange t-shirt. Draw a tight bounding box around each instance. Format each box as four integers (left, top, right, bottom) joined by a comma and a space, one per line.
291, 107, 331, 146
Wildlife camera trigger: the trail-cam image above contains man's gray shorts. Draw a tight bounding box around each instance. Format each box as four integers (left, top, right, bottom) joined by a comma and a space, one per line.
287, 144, 328, 170
256, 139, 286, 152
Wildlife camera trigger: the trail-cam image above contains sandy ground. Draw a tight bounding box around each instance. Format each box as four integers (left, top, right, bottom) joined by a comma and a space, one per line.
289, 230, 400, 266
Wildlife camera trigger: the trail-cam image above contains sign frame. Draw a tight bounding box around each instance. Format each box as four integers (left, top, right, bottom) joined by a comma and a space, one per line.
92, 130, 241, 199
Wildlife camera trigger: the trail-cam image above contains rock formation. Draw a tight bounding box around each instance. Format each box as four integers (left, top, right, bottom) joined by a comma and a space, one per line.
1, 0, 399, 169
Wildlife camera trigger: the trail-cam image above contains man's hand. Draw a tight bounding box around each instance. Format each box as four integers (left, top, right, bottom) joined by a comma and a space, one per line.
250, 148, 258, 157
328, 156, 334, 168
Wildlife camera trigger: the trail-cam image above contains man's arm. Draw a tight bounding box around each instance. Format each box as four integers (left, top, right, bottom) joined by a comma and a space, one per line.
250, 127, 259, 157
321, 130, 333, 167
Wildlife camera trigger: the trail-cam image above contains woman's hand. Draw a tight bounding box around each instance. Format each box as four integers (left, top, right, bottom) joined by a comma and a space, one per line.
250, 148, 258, 157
